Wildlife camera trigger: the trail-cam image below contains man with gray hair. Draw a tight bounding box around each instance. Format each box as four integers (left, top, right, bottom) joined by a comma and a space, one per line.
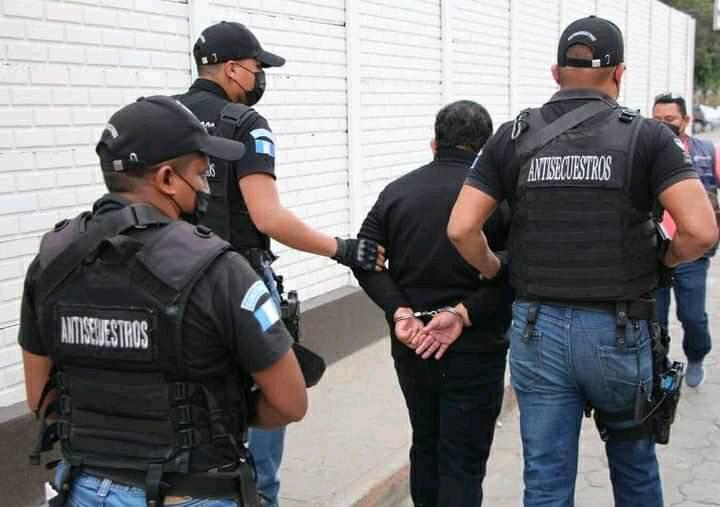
354, 100, 513, 506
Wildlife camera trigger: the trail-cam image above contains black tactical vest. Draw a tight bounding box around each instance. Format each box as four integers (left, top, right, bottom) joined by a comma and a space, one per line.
30, 204, 253, 501
508, 103, 659, 301
176, 90, 270, 250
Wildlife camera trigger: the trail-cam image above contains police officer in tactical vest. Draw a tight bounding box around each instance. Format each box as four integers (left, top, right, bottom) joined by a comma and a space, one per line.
175, 21, 383, 507
19, 96, 308, 507
447, 16, 718, 506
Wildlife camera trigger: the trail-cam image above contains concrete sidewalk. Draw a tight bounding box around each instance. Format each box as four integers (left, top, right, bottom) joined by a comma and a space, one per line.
278, 337, 412, 507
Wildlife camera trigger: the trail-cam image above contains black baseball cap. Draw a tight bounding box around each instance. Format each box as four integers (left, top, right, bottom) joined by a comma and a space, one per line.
193, 21, 285, 68
557, 16, 624, 68
96, 96, 245, 172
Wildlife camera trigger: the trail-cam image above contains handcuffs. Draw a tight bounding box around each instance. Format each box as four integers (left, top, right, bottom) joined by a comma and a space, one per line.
393, 306, 461, 324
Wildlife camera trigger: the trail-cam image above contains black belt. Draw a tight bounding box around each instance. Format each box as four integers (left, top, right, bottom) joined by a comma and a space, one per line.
82, 466, 242, 498
519, 297, 657, 349
520, 298, 656, 321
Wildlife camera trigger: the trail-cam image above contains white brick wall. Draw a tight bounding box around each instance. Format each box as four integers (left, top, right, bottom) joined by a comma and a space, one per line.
359, 0, 443, 215
0, 0, 191, 406
0, 0, 696, 406
451, 0, 512, 124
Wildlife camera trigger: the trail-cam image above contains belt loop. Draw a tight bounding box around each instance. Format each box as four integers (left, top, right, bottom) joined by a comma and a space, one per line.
523, 302, 539, 339
616, 301, 628, 349
97, 478, 112, 507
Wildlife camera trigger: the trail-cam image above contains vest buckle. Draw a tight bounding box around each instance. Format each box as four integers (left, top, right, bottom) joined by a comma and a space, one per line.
175, 405, 192, 426
618, 107, 639, 123
56, 421, 71, 440
173, 382, 189, 402
58, 395, 72, 416
511, 111, 530, 140
56, 371, 67, 390
179, 428, 199, 449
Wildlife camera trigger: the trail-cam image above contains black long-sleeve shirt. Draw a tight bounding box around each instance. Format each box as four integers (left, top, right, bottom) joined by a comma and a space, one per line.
354, 148, 513, 359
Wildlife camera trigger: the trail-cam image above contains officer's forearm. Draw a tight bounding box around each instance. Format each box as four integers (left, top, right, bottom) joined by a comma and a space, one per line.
664, 229, 715, 267
251, 393, 303, 429
448, 229, 499, 278
257, 206, 337, 257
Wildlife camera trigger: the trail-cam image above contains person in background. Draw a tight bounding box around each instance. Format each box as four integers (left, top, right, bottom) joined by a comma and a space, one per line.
653, 93, 719, 387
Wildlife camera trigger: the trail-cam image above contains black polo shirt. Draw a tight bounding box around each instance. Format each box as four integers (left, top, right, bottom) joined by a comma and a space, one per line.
179, 79, 276, 182
18, 194, 292, 376
466, 88, 698, 210
354, 148, 513, 359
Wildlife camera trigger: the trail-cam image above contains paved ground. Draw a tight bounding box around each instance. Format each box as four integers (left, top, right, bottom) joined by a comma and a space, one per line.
278, 338, 411, 506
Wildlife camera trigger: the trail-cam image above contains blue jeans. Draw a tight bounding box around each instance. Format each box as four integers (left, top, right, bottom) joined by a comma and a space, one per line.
247, 263, 286, 507
656, 257, 713, 362
55, 467, 236, 507
510, 301, 663, 507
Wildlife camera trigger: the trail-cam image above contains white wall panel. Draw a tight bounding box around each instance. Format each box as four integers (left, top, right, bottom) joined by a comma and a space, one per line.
515, 0, 561, 111
451, 0, 511, 124
668, 8, 690, 100
625, 0, 652, 113
358, 0, 443, 214
561, 0, 597, 30
648, 1, 671, 112
0, 0, 191, 407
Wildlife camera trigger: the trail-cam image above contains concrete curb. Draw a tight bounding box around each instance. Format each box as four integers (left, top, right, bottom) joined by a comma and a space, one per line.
349, 383, 517, 507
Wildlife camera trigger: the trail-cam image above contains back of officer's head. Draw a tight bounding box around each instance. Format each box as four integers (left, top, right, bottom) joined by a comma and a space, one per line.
553, 16, 625, 94
434, 100, 493, 154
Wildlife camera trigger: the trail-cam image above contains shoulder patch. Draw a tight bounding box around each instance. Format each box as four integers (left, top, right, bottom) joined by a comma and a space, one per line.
254, 298, 280, 332
250, 128, 274, 141
241, 280, 269, 312
250, 128, 275, 158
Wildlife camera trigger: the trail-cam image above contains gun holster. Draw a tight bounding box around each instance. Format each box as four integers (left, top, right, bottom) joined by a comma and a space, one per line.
281, 290, 301, 342
589, 298, 683, 445
274, 281, 325, 388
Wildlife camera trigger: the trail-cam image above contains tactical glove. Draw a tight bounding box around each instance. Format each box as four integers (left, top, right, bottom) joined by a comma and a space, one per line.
332, 237, 380, 271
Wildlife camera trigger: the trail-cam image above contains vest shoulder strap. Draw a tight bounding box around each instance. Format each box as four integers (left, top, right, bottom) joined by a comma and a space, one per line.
35, 204, 171, 305
219, 102, 258, 140
515, 100, 612, 157
136, 222, 232, 292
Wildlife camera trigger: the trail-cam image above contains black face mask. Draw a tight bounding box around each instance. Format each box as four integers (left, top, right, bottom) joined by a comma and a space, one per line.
662, 122, 681, 136
244, 69, 266, 106
173, 171, 211, 225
